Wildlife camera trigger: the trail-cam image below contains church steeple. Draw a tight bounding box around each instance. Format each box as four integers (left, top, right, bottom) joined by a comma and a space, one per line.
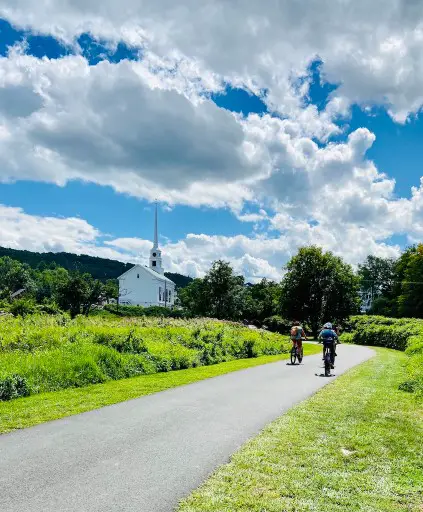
153, 200, 159, 249
149, 202, 164, 274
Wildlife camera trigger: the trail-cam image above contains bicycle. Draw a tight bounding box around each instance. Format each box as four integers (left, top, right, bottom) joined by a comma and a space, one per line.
322, 339, 335, 376
290, 339, 304, 365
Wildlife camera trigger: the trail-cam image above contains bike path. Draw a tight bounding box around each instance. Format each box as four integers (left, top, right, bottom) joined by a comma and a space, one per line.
0, 344, 374, 512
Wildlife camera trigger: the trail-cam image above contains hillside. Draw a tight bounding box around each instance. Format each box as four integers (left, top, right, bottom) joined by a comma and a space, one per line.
0, 246, 193, 288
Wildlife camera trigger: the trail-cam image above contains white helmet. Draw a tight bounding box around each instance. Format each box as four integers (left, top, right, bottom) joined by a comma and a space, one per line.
324, 322, 332, 329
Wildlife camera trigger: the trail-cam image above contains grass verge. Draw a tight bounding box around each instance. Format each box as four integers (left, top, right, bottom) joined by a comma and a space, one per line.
0, 343, 320, 434
179, 348, 423, 512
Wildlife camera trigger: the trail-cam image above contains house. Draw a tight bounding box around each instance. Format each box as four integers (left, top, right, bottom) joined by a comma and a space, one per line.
118, 205, 176, 307
10, 288, 26, 300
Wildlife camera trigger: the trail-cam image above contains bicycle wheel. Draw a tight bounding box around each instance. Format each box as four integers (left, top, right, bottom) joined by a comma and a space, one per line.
290, 347, 297, 365
298, 347, 303, 363
324, 351, 331, 376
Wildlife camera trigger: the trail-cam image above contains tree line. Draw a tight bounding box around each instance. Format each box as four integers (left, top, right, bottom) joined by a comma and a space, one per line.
178, 246, 360, 337
358, 244, 423, 318
3, 243, 423, 327
0, 246, 192, 288
0, 257, 118, 318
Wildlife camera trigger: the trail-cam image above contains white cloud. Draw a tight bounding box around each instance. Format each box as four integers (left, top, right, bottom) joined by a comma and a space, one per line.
1, 2, 423, 269
0, 52, 266, 209
3, 1, 423, 121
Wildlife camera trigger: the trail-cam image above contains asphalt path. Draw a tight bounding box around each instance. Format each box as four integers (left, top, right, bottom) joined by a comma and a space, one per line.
0, 344, 374, 512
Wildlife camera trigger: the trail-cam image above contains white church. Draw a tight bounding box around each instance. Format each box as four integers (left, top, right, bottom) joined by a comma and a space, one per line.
118, 205, 176, 307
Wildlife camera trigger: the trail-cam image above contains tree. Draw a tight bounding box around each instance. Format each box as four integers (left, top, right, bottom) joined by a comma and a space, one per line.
57, 273, 104, 318
397, 244, 423, 318
280, 246, 360, 337
202, 260, 246, 320
34, 266, 69, 303
178, 278, 208, 316
179, 261, 246, 320
0, 257, 35, 299
104, 279, 119, 303
358, 255, 396, 298
242, 279, 281, 322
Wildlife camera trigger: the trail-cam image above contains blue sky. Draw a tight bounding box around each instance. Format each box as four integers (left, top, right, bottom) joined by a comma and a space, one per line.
0, 5, 422, 279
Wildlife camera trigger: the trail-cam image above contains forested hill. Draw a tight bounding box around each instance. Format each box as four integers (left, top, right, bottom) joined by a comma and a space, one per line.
0, 247, 193, 288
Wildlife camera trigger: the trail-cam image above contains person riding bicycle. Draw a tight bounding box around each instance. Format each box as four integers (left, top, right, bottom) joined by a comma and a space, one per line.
318, 322, 338, 368
290, 320, 307, 354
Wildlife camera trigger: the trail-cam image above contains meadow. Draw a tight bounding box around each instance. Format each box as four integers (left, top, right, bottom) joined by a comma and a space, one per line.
0, 315, 291, 401
342, 315, 423, 397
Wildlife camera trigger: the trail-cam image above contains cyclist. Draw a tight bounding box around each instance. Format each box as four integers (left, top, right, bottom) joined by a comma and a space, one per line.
290, 320, 307, 356
318, 322, 338, 368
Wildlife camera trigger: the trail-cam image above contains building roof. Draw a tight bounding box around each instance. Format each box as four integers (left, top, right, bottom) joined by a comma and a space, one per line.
118, 264, 175, 285
10, 288, 25, 299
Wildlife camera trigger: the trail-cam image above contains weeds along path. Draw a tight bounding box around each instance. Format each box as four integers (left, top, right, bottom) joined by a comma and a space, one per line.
0, 344, 373, 512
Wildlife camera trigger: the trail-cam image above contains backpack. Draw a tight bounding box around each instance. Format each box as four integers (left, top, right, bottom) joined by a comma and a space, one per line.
290, 326, 300, 337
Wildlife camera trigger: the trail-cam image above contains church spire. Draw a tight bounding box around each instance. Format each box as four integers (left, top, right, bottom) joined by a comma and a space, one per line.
153, 201, 159, 249
150, 201, 164, 274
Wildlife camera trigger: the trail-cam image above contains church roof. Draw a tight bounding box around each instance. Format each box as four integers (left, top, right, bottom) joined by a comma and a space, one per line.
118, 264, 175, 285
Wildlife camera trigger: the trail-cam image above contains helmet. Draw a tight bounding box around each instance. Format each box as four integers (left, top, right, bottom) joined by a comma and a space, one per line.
323, 322, 332, 329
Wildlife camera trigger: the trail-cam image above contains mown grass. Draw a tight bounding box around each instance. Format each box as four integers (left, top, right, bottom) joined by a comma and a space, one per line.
0, 344, 321, 434
179, 348, 423, 512
343, 315, 423, 397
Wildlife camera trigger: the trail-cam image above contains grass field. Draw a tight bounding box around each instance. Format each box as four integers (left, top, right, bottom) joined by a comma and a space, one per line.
0, 344, 321, 434
0, 315, 294, 401
179, 348, 423, 512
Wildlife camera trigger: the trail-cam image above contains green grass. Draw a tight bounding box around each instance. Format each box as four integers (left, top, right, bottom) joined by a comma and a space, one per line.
179, 348, 423, 512
0, 315, 295, 399
0, 344, 321, 434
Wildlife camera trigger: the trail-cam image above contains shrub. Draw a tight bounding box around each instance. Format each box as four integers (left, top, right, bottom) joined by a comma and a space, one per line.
263, 316, 291, 335
345, 315, 423, 351
9, 299, 37, 317
0, 315, 290, 401
0, 374, 30, 401
345, 315, 423, 397
400, 335, 423, 397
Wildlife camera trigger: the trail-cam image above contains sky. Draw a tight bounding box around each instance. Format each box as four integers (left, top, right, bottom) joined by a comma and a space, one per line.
0, 2, 423, 281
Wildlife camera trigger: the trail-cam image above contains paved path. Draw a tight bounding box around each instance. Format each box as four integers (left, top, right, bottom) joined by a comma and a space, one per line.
0, 344, 373, 512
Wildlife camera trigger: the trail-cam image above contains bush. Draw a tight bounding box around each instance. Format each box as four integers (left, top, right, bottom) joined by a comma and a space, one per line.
0, 315, 290, 400
345, 315, 423, 397
9, 299, 37, 317
104, 304, 190, 319
263, 316, 291, 335
344, 315, 423, 351
0, 374, 30, 401
399, 335, 423, 397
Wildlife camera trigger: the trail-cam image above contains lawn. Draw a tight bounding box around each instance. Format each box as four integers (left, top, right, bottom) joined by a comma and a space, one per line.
179, 348, 423, 512
0, 343, 321, 434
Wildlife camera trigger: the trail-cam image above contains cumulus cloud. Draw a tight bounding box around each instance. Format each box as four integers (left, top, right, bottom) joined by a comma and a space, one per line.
0, 52, 266, 208
3, 1, 423, 121
0, 2, 423, 270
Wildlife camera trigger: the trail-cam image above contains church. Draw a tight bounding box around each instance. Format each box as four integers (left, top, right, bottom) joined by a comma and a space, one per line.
118, 205, 176, 307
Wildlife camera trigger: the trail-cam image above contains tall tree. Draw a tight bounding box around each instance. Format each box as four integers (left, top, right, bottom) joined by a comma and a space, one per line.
281, 246, 360, 337
179, 261, 246, 320
0, 257, 35, 299
34, 266, 70, 303
57, 273, 104, 318
397, 244, 423, 318
243, 279, 281, 322
358, 255, 396, 298
202, 260, 245, 320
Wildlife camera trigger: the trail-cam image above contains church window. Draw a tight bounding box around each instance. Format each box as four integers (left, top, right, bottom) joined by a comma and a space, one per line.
152, 261, 157, 267
137, 274, 140, 278
159, 287, 162, 301
169, 290, 172, 301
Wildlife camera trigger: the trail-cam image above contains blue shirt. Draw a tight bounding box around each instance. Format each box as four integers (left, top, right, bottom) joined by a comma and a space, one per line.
319, 329, 338, 341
